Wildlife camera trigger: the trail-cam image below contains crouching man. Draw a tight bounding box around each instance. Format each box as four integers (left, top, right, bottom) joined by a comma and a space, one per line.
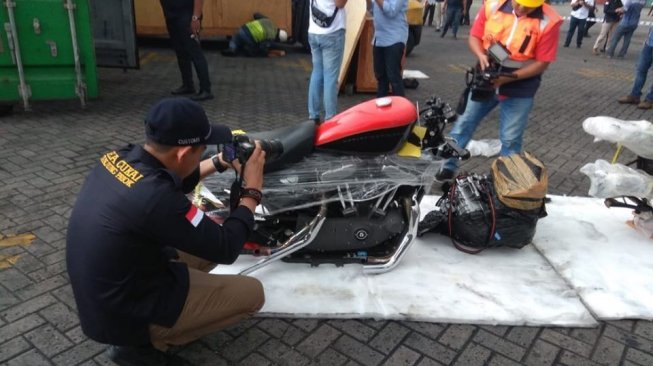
66, 98, 266, 365
221, 13, 289, 57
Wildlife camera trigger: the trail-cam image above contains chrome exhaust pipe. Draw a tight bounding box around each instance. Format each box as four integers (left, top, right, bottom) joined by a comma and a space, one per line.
239, 204, 327, 275
363, 194, 420, 275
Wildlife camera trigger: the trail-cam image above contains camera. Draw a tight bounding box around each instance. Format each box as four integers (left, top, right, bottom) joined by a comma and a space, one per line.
466, 43, 513, 102
229, 134, 284, 164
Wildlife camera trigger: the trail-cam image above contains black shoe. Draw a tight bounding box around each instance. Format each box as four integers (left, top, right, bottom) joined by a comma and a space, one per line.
106, 345, 187, 366
435, 168, 456, 182
191, 90, 214, 101
170, 85, 195, 95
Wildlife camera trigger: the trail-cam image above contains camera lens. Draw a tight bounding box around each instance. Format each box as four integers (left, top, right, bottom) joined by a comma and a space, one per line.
235, 136, 284, 163
259, 139, 283, 160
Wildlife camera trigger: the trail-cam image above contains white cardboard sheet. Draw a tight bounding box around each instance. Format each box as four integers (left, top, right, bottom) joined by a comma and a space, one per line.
533, 195, 653, 320
210, 195, 649, 327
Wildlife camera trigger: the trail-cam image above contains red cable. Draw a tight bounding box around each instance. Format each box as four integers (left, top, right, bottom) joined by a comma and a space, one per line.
485, 183, 497, 246
448, 178, 484, 254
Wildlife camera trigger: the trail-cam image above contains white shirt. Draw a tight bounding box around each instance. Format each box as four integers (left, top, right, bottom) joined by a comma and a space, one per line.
308, 0, 347, 34
570, 0, 594, 20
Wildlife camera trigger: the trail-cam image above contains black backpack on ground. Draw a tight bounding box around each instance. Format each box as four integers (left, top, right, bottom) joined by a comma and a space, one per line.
419, 152, 548, 253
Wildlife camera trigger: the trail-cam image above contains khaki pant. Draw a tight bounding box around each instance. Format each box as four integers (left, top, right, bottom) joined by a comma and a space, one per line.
594, 22, 618, 52
149, 251, 264, 351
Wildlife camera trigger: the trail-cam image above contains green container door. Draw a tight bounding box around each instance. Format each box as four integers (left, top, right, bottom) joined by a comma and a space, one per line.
0, 0, 98, 109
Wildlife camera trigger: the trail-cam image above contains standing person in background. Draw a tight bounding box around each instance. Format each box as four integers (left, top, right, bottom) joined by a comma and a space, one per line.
606, 0, 646, 58
307, 0, 347, 123
617, 27, 653, 109
564, 0, 595, 48
424, 0, 436, 26
592, 0, 622, 55
159, 0, 214, 101
461, 0, 473, 25
583, 6, 597, 38
367, 0, 409, 97
434, 0, 445, 31
440, 0, 467, 39
436, 0, 562, 181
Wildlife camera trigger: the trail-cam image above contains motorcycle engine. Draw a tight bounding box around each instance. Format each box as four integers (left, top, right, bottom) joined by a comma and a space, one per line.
294, 204, 405, 252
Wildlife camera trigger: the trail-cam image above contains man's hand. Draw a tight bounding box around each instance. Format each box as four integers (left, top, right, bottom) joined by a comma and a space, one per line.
236, 142, 265, 212
477, 54, 491, 70
469, 36, 490, 70
241, 142, 265, 191
191, 18, 201, 35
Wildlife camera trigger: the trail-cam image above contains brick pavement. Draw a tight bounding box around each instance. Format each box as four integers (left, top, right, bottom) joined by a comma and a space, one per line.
1, 6, 653, 365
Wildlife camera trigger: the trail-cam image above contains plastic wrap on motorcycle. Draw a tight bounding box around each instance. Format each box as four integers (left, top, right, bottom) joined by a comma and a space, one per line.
199, 95, 457, 273
203, 152, 443, 215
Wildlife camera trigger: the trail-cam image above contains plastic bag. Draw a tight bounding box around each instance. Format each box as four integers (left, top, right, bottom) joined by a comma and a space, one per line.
627, 211, 653, 240
466, 139, 501, 157
582, 116, 653, 159
579, 159, 653, 200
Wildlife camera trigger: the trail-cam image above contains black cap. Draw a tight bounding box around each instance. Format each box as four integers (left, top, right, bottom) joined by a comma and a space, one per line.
144, 97, 232, 146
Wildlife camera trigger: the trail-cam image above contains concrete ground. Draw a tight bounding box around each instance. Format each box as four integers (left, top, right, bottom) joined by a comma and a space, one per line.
1, 5, 653, 365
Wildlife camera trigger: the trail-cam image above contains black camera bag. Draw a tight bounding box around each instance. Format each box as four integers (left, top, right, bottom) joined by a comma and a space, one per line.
311, 0, 339, 28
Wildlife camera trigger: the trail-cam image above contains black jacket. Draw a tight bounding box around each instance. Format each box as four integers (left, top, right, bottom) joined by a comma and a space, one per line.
603, 0, 623, 23
66, 144, 254, 345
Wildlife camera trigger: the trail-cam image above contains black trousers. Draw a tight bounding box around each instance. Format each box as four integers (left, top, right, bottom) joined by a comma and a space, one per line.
423, 3, 435, 26
373, 42, 405, 97
162, 10, 211, 92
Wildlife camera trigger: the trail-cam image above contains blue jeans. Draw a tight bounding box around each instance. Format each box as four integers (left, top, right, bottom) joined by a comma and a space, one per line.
564, 16, 587, 47
630, 43, 653, 101
606, 24, 637, 57
441, 7, 462, 37
443, 93, 534, 172
373, 42, 406, 97
229, 27, 266, 57
308, 29, 346, 120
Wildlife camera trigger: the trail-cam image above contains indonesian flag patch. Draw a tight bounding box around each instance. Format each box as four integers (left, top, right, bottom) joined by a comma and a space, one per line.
185, 205, 204, 227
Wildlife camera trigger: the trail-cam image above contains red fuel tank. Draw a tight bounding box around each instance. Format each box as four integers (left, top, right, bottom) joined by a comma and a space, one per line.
315, 96, 417, 154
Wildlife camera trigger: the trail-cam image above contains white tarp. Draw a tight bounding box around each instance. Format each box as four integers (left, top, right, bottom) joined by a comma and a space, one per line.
209, 194, 653, 326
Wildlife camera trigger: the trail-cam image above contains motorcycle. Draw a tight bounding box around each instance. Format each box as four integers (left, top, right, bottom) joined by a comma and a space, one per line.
202, 96, 469, 275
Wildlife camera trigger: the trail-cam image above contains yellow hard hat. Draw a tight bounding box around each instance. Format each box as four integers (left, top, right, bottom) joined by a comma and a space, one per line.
515, 0, 544, 8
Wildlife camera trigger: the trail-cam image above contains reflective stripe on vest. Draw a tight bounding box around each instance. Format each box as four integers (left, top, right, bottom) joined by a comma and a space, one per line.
245, 21, 266, 42
482, 0, 561, 62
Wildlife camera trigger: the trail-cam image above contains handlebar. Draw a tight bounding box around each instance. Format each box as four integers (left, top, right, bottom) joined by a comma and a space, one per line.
604, 197, 652, 213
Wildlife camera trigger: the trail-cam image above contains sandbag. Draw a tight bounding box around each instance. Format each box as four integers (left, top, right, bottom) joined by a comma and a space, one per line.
492, 151, 547, 210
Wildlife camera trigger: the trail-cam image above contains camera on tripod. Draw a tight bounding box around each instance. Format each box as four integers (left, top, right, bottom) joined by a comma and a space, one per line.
466, 43, 514, 101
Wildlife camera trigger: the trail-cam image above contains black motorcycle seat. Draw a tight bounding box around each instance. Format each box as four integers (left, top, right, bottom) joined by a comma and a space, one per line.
249, 120, 316, 173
